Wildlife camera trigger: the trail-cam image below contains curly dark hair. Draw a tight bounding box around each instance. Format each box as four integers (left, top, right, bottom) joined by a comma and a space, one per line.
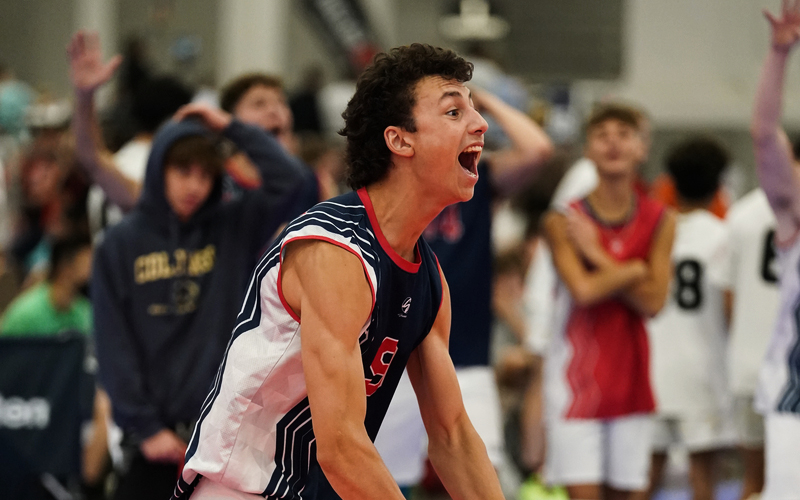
219, 73, 284, 114
666, 136, 729, 203
339, 44, 473, 189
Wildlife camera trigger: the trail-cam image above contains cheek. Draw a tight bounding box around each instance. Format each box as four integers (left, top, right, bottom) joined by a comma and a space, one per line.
238, 106, 260, 122
200, 179, 214, 197
164, 173, 183, 202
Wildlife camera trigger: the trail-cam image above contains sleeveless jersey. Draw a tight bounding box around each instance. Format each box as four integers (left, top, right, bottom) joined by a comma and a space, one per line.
546, 195, 665, 420
726, 189, 780, 396
423, 162, 492, 367
756, 232, 800, 415
648, 210, 730, 417
174, 189, 443, 499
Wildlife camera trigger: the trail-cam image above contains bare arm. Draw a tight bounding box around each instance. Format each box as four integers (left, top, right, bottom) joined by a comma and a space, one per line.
68, 31, 141, 210
565, 205, 675, 317
620, 211, 676, 317
473, 89, 553, 196
281, 239, 404, 500
406, 270, 504, 500
543, 211, 646, 306
752, 3, 800, 244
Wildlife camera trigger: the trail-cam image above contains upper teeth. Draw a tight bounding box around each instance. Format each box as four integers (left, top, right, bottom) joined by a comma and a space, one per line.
463, 145, 483, 153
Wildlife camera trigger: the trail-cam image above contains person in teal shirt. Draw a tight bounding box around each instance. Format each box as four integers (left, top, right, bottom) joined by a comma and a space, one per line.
1, 233, 93, 336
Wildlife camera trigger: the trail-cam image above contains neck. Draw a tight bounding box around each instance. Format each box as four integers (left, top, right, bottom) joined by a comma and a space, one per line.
365, 178, 445, 262
676, 197, 710, 214
48, 278, 76, 312
588, 175, 635, 221
133, 132, 153, 142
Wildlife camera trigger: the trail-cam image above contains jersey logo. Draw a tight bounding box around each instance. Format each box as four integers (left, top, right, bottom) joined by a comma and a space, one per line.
365, 337, 399, 396
399, 297, 412, 318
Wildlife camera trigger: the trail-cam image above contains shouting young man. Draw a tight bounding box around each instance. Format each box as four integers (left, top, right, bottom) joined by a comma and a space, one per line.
173, 44, 504, 500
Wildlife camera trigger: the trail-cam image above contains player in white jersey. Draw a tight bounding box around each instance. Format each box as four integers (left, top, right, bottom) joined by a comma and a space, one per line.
750, 3, 800, 499
646, 137, 732, 500
725, 187, 780, 500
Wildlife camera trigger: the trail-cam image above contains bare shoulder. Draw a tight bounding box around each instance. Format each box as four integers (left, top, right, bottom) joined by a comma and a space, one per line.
542, 210, 567, 242
282, 239, 373, 322
654, 209, 677, 246
427, 264, 451, 342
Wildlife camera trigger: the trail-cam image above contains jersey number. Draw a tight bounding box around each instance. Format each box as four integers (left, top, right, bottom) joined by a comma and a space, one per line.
365, 337, 399, 396
761, 229, 778, 284
675, 259, 703, 310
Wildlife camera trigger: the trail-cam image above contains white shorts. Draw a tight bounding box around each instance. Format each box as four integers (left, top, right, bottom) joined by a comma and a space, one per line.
374, 370, 427, 485
191, 477, 262, 499
375, 365, 505, 484
456, 365, 504, 466
651, 414, 730, 453
731, 395, 765, 447
545, 414, 653, 491
762, 412, 800, 500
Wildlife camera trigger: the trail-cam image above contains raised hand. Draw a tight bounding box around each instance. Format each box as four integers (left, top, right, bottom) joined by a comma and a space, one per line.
67, 31, 122, 95
173, 103, 232, 132
765, 0, 800, 52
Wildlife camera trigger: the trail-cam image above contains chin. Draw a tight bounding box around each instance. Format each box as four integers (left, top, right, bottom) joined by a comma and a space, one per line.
597, 163, 636, 179
456, 185, 475, 203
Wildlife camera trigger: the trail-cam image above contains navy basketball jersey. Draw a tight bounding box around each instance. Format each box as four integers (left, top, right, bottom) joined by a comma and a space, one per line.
174, 188, 443, 499
424, 162, 492, 366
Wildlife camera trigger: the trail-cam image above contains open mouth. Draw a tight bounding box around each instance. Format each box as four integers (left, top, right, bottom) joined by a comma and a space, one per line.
458, 144, 482, 177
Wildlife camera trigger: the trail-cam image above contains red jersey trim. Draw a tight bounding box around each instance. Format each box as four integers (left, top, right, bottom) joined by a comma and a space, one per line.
278, 235, 378, 323
434, 253, 445, 313
357, 187, 421, 273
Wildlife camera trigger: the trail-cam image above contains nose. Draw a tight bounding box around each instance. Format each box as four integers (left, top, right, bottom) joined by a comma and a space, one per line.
471, 107, 489, 136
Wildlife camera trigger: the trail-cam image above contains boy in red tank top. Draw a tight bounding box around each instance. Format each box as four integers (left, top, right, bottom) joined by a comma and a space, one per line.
542, 103, 675, 500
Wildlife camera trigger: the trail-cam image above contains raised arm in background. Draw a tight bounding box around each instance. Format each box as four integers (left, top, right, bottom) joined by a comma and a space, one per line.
472, 89, 554, 196
172, 103, 305, 248
173, 103, 304, 201
68, 31, 142, 210
752, 1, 800, 245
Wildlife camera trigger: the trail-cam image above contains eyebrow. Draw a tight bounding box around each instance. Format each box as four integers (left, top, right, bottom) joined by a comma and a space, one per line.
439, 90, 470, 103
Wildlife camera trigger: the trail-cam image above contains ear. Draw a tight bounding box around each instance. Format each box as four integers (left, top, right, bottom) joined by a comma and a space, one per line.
384, 126, 414, 158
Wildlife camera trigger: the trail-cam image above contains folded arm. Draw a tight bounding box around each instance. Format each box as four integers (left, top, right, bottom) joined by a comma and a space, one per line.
619, 211, 676, 317
407, 269, 504, 500
281, 239, 404, 500
543, 211, 646, 306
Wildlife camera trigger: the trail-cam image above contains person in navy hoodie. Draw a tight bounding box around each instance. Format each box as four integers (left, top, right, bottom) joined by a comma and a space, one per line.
86, 71, 305, 500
